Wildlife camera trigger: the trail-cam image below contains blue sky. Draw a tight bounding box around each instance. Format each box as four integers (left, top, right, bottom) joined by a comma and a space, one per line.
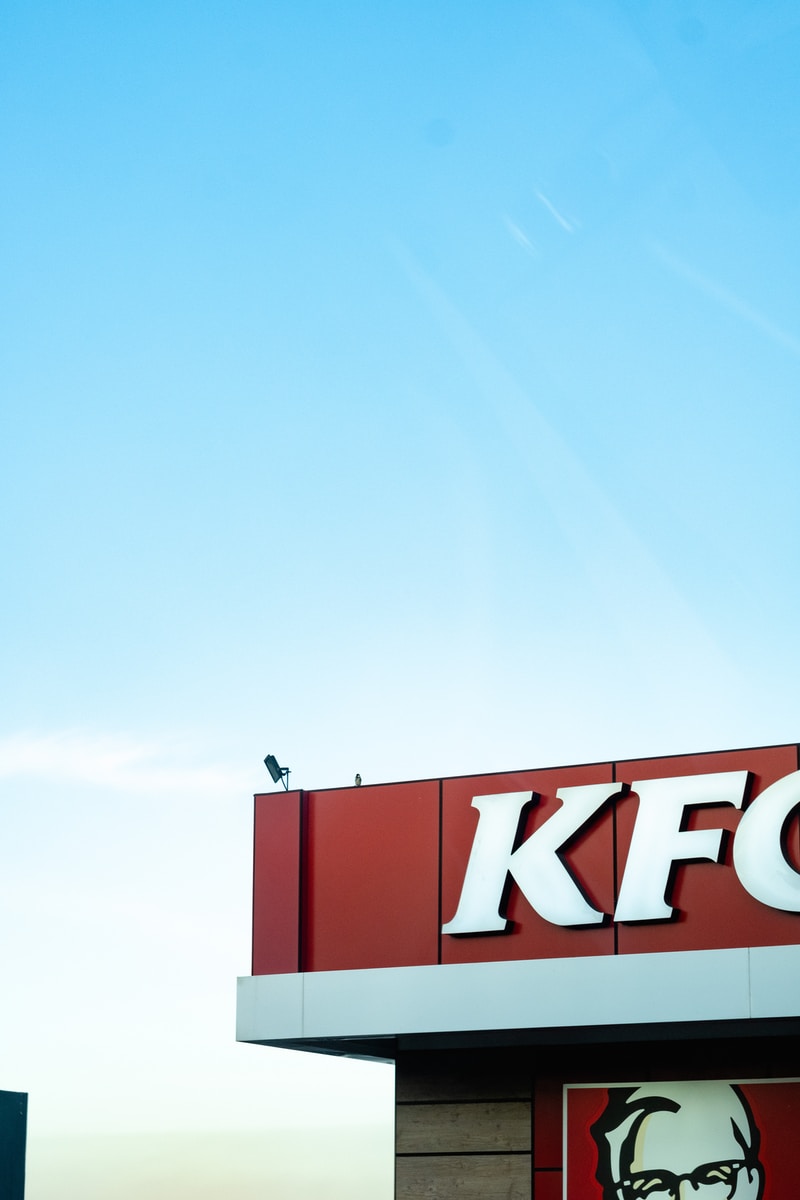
2, 2, 800, 1195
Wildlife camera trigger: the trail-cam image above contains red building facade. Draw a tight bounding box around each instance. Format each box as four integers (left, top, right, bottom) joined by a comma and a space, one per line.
238, 743, 800, 1198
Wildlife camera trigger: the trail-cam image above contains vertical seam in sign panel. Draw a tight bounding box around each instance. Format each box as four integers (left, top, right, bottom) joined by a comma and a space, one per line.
618, 763, 623, 960
437, 777, 443, 965
298, 790, 305, 973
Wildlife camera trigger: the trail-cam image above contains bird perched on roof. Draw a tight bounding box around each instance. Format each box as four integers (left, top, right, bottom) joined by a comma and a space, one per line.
355, 773, 362, 786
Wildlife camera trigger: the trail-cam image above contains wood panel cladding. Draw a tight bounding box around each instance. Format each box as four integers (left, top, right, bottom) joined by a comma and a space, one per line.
397, 1102, 531, 1154
396, 1049, 532, 1200
396, 1154, 531, 1199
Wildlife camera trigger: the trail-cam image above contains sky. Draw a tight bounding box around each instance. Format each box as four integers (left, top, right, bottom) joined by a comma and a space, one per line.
2, 1, 800, 1196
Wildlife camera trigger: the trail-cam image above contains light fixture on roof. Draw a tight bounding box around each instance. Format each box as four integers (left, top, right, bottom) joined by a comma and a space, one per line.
264, 753, 290, 791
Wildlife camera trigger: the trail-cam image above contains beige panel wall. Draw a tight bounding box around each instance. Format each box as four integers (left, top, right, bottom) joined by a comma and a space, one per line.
395, 1048, 532, 1200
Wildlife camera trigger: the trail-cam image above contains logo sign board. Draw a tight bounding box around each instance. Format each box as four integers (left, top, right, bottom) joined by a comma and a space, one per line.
251, 743, 800, 976
444, 769, 799, 934
565, 1079, 800, 1200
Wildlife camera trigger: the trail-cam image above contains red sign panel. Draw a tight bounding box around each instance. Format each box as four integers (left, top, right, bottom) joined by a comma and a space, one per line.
302, 780, 440, 972
252, 743, 800, 975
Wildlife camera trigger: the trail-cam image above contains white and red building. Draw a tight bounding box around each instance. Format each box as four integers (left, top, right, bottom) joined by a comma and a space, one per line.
238, 743, 800, 1199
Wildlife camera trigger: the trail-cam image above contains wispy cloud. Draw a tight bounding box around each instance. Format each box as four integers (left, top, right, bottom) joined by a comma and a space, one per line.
535, 189, 577, 233
650, 240, 800, 357
0, 729, 250, 795
503, 214, 538, 254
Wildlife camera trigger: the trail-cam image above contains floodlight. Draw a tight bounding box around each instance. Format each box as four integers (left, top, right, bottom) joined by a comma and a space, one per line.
264, 754, 290, 790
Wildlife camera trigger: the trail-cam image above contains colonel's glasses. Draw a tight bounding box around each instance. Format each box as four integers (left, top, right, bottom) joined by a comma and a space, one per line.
616, 1161, 750, 1200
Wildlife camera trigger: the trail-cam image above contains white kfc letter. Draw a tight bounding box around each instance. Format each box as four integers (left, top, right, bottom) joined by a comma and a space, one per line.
733, 769, 800, 911
442, 784, 615, 934
614, 771, 749, 922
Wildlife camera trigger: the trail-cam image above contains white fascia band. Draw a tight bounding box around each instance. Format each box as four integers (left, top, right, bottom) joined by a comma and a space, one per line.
236, 944, 800, 1048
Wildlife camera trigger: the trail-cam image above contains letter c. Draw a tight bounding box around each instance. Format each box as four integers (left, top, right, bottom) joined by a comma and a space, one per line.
733, 769, 800, 911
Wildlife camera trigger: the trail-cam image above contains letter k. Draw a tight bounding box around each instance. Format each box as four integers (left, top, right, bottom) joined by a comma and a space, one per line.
442, 784, 615, 934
